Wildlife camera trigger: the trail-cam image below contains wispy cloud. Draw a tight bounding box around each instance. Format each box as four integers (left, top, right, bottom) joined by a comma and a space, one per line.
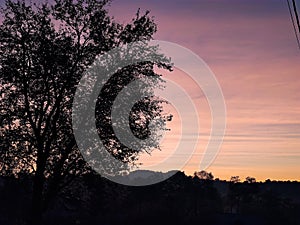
108, 0, 300, 181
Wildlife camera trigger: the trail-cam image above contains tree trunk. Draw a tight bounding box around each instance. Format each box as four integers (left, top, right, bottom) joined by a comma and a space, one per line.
31, 174, 45, 225
31, 149, 47, 225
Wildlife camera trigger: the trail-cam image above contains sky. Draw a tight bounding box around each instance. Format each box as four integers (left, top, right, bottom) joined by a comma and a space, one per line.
108, 0, 300, 181
0, 0, 299, 182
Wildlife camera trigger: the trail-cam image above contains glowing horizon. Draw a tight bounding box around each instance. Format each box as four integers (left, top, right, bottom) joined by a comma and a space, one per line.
109, 0, 300, 181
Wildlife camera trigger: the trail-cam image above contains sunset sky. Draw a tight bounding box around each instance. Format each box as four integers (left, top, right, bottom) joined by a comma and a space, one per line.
1, 0, 299, 182
109, 0, 300, 181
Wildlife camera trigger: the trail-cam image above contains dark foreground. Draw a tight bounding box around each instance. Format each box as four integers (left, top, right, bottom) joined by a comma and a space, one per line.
0, 171, 299, 225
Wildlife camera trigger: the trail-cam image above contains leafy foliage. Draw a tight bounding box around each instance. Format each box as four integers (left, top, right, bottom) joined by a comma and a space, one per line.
0, 0, 171, 221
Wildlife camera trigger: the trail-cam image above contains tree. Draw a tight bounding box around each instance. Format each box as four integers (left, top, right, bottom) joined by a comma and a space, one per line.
0, 0, 171, 223
228, 176, 242, 213
194, 170, 214, 180
230, 176, 241, 184
245, 176, 256, 184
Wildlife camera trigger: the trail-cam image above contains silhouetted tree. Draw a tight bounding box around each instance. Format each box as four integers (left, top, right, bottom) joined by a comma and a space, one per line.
245, 176, 256, 184
230, 176, 241, 184
228, 176, 242, 213
194, 170, 214, 181
0, 0, 171, 223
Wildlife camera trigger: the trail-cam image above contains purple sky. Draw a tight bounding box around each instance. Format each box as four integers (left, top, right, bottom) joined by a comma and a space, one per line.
1, 0, 299, 181
108, 0, 300, 181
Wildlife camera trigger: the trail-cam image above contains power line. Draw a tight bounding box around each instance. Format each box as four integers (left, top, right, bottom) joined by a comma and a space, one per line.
292, 0, 300, 34
287, 0, 300, 49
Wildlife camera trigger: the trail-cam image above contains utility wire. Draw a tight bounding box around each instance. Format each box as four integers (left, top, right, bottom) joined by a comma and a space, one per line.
292, 0, 300, 34
287, 0, 300, 49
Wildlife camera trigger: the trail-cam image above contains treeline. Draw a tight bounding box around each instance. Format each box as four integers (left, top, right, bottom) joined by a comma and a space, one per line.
0, 171, 299, 225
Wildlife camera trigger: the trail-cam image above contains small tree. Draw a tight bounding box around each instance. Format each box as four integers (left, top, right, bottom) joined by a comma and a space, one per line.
194, 170, 214, 180
228, 176, 242, 213
245, 176, 256, 184
230, 176, 240, 183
